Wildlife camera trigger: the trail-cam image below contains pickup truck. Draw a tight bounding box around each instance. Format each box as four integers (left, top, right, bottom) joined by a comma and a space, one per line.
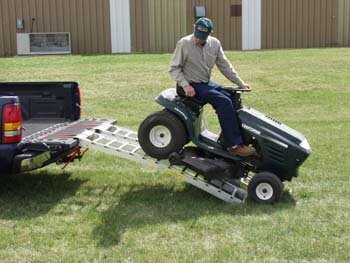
0, 82, 111, 175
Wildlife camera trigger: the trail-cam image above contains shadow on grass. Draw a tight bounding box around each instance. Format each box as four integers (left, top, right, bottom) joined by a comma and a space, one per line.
0, 171, 87, 219
93, 183, 296, 247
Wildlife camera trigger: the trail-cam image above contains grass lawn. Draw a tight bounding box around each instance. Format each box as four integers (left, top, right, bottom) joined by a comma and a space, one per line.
0, 48, 349, 262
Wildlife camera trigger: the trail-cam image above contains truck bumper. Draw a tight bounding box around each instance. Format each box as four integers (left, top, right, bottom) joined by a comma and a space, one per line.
0, 144, 21, 174
12, 151, 51, 173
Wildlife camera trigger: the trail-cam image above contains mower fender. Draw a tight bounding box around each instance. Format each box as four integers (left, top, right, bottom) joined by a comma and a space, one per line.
155, 94, 197, 140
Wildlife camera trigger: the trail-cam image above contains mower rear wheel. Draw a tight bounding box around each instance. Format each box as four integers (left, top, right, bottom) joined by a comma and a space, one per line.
138, 110, 187, 159
248, 172, 283, 204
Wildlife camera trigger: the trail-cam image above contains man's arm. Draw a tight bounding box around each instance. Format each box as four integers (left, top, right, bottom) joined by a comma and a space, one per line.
169, 40, 195, 96
169, 40, 190, 88
215, 43, 246, 87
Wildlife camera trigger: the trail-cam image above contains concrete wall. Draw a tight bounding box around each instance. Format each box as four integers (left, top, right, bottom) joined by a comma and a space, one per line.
110, 0, 131, 53
242, 0, 261, 50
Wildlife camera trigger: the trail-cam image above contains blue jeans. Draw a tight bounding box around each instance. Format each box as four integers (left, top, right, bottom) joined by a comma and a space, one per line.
191, 81, 243, 148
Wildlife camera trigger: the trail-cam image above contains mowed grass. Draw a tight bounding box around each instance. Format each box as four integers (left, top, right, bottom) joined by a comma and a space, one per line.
0, 48, 349, 262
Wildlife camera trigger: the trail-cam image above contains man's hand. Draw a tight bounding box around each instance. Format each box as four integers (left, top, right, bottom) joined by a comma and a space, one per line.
239, 84, 252, 90
183, 85, 196, 97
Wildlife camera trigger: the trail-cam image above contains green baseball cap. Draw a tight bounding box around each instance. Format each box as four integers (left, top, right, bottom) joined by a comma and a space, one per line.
194, 17, 213, 40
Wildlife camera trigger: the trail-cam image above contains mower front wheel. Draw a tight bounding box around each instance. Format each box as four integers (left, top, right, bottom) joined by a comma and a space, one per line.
138, 110, 187, 160
248, 172, 283, 204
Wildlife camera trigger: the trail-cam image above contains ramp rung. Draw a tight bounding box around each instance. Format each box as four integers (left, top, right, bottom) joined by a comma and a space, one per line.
96, 123, 138, 144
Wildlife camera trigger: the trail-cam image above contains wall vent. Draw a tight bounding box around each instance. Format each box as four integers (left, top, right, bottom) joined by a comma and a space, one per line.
17, 33, 71, 55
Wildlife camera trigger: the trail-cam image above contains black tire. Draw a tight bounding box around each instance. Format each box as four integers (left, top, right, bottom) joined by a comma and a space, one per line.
248, 172, 283, 204
168, 152, 183, 165
138, 110, 187, 159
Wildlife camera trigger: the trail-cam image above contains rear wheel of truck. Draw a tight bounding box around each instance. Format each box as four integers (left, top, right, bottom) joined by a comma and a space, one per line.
138, 110, 187, 160
248, 172, 283, 204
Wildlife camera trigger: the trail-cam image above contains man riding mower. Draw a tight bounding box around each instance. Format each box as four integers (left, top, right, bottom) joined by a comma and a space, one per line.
137, 18, 311, 203
138, 85, 311, 203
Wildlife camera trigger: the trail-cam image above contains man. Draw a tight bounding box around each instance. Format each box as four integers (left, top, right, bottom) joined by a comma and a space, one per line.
169, 17, 256, 157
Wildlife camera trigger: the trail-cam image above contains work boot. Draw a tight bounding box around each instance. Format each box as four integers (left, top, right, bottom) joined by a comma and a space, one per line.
227, 145, 256, 157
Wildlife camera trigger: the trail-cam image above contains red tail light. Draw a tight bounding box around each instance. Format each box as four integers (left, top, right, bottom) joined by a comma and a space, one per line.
2, 103, 22, 144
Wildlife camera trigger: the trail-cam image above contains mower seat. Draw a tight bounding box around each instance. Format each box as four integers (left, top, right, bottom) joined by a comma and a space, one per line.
176, 85, 206, 112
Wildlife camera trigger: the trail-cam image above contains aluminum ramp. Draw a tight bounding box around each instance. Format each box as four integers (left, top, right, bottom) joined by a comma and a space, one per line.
75, 122, 247, 204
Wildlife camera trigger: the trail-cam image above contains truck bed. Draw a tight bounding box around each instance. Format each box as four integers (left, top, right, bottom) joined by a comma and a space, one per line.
23, 119, 71, 138
0, 82, 81, 141
0, 82, 113, 174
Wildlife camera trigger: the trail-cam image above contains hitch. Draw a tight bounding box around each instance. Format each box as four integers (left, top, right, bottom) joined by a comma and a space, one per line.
60, 147, 89, 170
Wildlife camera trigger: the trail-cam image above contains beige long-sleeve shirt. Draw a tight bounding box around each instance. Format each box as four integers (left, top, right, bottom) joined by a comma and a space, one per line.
169, 34, 245, 88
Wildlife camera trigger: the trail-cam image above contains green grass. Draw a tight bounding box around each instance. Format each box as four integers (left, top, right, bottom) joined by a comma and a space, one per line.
0, 48, 349, 262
